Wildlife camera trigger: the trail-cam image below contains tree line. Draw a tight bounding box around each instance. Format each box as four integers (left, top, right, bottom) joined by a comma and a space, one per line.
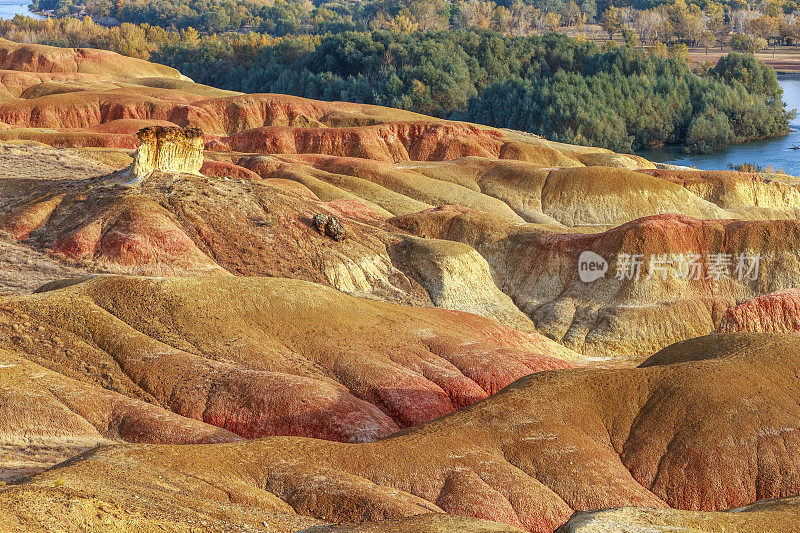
29, 0, 599, 35
600, 0, 800, 51
26, 0, 800, 51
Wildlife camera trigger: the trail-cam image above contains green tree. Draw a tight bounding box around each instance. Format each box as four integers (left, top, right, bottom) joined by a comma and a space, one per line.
599, 6, 622, 40
730, 34, 768, 53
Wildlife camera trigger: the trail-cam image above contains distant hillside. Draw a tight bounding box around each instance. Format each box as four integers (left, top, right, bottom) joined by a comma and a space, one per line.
0, 17, 792, 153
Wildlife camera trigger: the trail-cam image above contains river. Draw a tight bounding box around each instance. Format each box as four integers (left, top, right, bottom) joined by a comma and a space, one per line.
638, 75, 800, 175
0, 0, 40, 19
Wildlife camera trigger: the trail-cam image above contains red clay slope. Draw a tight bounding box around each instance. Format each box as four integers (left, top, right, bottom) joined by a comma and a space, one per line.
3, 332, 800, 532
1, 275, 583, 443
0, 39, 657, 167
716, 288, 800, 334
0, 37, 186, 79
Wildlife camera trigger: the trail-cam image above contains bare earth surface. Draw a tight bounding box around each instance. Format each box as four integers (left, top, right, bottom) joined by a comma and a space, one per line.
0, 38, 800, 533
0, 142, 114, 180
0, 233, 94, 295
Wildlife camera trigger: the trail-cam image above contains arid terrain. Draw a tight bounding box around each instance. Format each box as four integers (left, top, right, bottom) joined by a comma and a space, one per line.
1, 38, 800, 532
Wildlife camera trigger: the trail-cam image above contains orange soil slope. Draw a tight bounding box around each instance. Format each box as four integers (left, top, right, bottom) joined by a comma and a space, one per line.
241, 155, 800, 224
0, 38, 186, 80
0, 164, 539, 331
0, 88, 649, 165
0, 37, 799, 361
4, 148, 800, 357
1, 37, 800, 533
0, 346, 242, 446
2, 332, 800, 532
0, 275, 582, 445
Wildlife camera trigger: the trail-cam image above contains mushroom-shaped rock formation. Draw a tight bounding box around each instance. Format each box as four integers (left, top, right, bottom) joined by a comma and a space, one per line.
126, 126, 204, 184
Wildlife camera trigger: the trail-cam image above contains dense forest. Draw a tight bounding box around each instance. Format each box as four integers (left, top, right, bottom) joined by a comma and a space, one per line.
1, 16, 793, 152
156, 30, 791, 152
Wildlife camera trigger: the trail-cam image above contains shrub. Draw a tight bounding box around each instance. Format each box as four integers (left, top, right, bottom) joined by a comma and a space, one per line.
730, 34, 768, 53
687, 107, 734, 153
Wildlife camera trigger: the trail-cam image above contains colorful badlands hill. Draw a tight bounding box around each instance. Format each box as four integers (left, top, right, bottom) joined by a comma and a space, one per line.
4, 328, 800, 532
2, 38, 800, 532
1, 275, 582, 445
4, 148, 800, 357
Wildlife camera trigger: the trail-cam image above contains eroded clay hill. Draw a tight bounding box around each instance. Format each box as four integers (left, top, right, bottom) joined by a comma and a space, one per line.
4, 143, 800, 358
393, 207, 800, 356
0, 158, 543, 332
0, 275, 581, 464
0, 40, 799, 358
2, 37, 800, 533
0, 38, 186, 82
0, 41, 647, 167
3, 332, 800, 532
716, 288, 800, 335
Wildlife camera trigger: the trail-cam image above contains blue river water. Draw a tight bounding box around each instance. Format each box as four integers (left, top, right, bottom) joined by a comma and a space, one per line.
638, 75, 800, 175
0, 0, 40, 19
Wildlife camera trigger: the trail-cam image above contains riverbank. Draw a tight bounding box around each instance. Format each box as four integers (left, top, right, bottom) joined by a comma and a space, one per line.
637, 76, 800, 175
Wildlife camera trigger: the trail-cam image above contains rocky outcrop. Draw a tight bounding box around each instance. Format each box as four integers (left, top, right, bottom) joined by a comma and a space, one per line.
313, 213, 346, 241
126, 126, 203, 184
